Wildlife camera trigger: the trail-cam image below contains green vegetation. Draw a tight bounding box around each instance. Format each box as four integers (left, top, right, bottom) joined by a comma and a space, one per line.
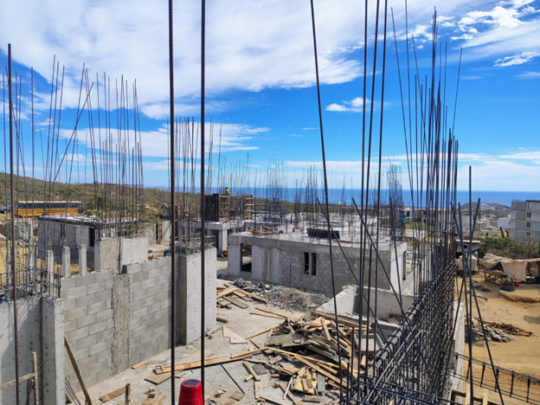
479, 236, 540, 260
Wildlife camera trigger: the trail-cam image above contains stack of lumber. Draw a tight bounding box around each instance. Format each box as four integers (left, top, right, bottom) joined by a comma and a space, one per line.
216, 282, 268, 323
248, 225, 275, 235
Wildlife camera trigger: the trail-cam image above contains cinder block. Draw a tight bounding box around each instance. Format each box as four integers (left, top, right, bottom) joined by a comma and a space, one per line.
141, 277, 156, 290
64, 319, 78, 333
67, 326, 89, 343
160, 266, 171, 277
143, 260, 156, 272
64, 285, 87, 300
76, 293, 96, 308
130, 289, 148, 302
130, 281, 142, 293
147, 285, 161, 296
140, 295, 156, 308
126, 262, 143, 274
131, 307, 147, 319
77, 313, 97, 329
98, 327, 114, 342
129, 318, 141, 331
107, 318, 114, 329
96, 368, 113, 385
148, 302, 161, 315
87, 281, 105, 295
73, 346, 89, 361
75, 333, 97, 350
88, 301, 107, 315
160, 300, 171, 310
155, 275, 169, 286
88, 340, 108, 356
88, 320, 108, 335
94, 269, 114, 281
94, 290, 111, 303
84, 372, 98, 388
63, 297, 77, 312
96, 309, 113, 323
61, 277, 77, 290
65, 306, 88, 322
104, 278, 113, 290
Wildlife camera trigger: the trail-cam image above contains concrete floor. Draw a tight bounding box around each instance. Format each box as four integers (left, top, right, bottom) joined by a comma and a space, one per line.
76, 283, 307, 404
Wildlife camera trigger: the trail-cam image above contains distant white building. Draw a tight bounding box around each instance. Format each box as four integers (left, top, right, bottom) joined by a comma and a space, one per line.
498, 215, 511, 231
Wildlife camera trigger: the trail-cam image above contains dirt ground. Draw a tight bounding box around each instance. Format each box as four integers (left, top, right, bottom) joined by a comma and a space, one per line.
457, 273, 540, 403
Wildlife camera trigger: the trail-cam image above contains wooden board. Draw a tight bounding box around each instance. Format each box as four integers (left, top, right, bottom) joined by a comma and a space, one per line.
145, 372, 172, 385
131, 360, 147, 369
223, 326, 247, 344
246, 324, 280, 340
142, 394, 167, 405
99, 386, 126, 402
217, 286, 239, 298
259, 393, 289, 405
250, 309, 284, 319
254, 381, 264, 399
276, 381, 302, 405
230, 391, 245, 401
255, 306, 291, 318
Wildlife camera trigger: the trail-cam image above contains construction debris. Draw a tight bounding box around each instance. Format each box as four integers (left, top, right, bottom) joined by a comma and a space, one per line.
471, 318, 533, 343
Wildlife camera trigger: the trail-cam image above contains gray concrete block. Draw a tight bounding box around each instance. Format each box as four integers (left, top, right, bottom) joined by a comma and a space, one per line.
97, 347, 111, 363
76, 272, 97, 286
67, 326, 89, 343
130, 281, 142, 293
98, 327, 114, 342
77, 313, 97, 329
96, 309, 113, 323
64, 285, 87, 300
73, 346, 89, 361
64, 319, 78, 333
75, 293, 96, 308
87, 281, 105, 295
65, 306, 88, 321
88, 320, 108, 336
141, 277, 156, 290
140, 295, 156, 308
84, 372, 98, 389
88, 301, 107, 315
107, 318, 114, 329
147, 302, 161, 315
143, 260, 157, 272
130, 289, 148, 302
104, 278, 114, 290
155, 274, 169, 286
126, 262, 143, 274
96, 368, 113, 384
94, 290, 111, 304
131, 307, 147, 319
61, 277, 76, 290
75, 333, 97, 350
88, 340, 108, 356
129, 318, 141, 331
147, 284, 162, 296
63, 297, 76, 311
160, 300, 171, 310
94, 269, 114, 281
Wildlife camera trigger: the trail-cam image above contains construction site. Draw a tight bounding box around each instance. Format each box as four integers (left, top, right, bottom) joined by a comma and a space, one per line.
1, 1, 540, 405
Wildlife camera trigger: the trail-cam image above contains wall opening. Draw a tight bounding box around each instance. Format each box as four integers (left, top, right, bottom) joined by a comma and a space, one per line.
241, 243, 252, 272
304, 252, 310, 274
89, 227, 96, 247
311, 253, 317, 275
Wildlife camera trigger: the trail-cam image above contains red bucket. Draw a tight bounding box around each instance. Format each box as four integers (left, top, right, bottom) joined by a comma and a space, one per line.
179, 379, 202, 405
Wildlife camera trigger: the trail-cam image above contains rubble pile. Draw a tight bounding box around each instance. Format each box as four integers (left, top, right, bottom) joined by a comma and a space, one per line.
471, 318, 533, 343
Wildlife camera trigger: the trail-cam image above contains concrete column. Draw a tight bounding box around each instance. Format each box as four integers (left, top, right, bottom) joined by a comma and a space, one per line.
62, 246, 71, 278
46, 250, 54, 274
218, 230, 228, 254
79, 244, 87, 275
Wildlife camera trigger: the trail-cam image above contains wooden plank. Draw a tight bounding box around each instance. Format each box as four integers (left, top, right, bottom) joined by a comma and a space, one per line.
32, 352, 39, 405
303, 396, 323, 403
255, 305, 291, 318
255, 381, 264, 399
158, 349, 265, 374
246, 324, 281, 340
465, 390, 471, 405
250, 309, 284, 319
259, 393, 289, 405
322, 321, 331, 342
277, 382, 302, 405
145, 372, 173, 385
99, 386, 125, 402
483, 389, 488, 405
224, 297, 249, 309
0, 371, 35, 391
217, 316, 229, 323
143, 394, 167, 405
243, 361, 260, 381
65, 337, 93, 405
131, 360, 147, 369
217, 286, 239, 298
223, 326, 247, 344
317, 373, 325, 392
158, 350, 214, 371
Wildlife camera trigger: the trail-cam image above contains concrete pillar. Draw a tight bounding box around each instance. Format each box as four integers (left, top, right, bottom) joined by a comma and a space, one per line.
218, 230, 228, 254
178, 248, 217, 344
79, 244, 87, 275
62, 246, 71, 278
46, 250, 54, 274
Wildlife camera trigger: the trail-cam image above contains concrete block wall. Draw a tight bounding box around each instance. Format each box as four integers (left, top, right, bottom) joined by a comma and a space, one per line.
228, 234, 405, 296
0, 298, 42, 404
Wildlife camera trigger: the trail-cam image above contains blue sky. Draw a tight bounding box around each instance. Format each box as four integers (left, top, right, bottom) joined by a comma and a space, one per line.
0, 0, 539, 192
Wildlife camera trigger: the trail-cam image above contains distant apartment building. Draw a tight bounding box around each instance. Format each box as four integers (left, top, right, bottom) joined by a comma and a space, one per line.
510, 200, 540, 242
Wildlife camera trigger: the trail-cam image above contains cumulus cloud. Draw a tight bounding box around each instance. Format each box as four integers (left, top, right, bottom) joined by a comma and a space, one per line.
326, 97, 370, 112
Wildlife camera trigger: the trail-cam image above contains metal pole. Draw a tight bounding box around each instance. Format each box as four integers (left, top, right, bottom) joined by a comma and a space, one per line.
8, 43, 21, 405
168, 1, 176, 402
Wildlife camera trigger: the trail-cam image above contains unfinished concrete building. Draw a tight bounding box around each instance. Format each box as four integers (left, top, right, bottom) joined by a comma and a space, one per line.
510, 200, 540, 242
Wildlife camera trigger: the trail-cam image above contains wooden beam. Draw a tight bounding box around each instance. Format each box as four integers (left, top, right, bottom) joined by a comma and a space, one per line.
65, 337, 92, 405
33, 351, 39, 405
99, 386, 126, 402
246, 324, 281, 340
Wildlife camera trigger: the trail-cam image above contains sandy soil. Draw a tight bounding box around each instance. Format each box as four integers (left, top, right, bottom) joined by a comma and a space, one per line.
457, 273, 540, 403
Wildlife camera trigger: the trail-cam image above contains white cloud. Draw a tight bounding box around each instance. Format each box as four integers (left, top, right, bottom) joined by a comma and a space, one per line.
494, 51, 540, 66
326, 97, 370, 112
517, 71, 540, 78
58, 122, 267, 157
